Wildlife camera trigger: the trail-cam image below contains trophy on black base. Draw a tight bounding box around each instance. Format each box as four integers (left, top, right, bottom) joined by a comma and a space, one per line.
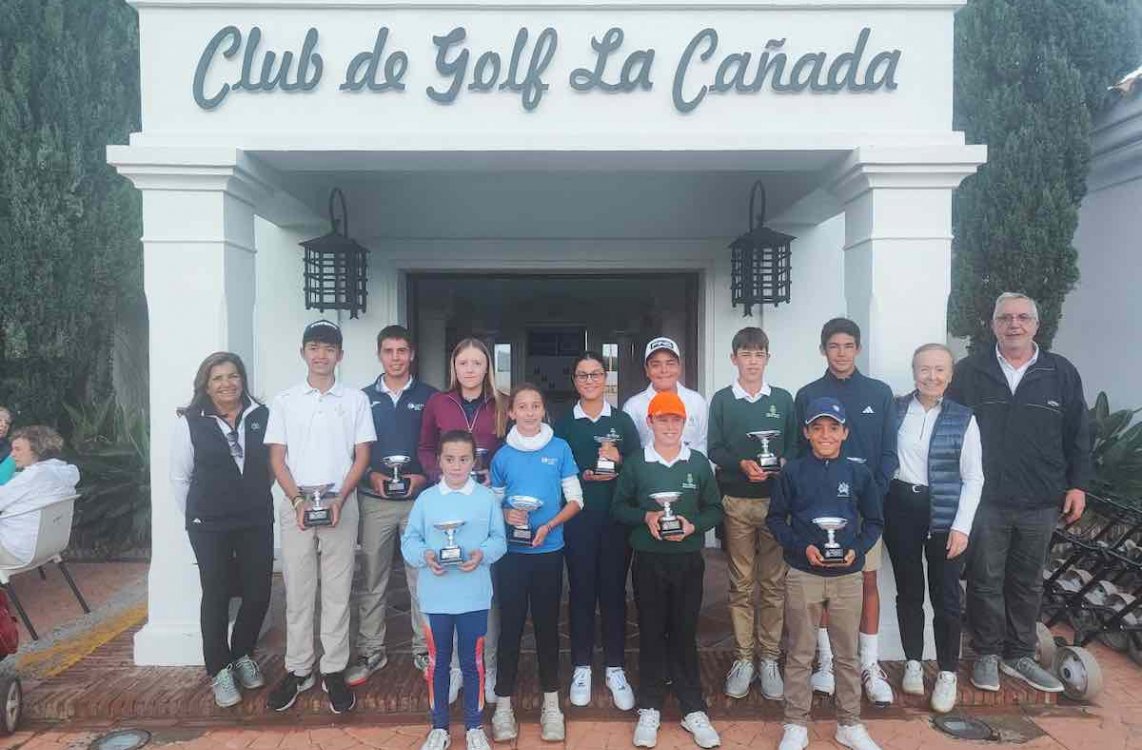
593, 435, 622, 476
471, 447, 490, 482
434, 520, 465, 566
383, 455, 412, 498
747, 430, 783, 473
812, 516, 849, 564
650, 491, 685, 539
507, 495, 544, 546
298, 483, 335, 528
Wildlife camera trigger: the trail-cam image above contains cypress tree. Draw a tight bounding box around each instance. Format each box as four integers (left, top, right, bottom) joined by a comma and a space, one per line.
950, 0, 1142, 351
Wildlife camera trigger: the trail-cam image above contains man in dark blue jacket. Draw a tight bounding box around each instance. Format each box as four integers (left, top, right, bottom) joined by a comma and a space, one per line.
947, 293, 1092, 695
347, 325, 438, 687
794, 318, 896, 705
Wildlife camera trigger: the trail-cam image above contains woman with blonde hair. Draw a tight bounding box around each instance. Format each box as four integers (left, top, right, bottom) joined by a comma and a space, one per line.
417, 337, 508, 706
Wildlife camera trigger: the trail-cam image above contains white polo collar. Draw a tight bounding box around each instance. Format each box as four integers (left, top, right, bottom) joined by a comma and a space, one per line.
439, 478, 476, 495
644, 444, 691, 468
302, 378, 345, 397
573, 400, 613, 422
731, 379, 772, 403
378, 375, 414, 397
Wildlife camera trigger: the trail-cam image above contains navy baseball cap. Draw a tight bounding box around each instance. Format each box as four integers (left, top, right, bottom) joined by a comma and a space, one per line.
804, 396, 846, 425
302, 319, 343, 347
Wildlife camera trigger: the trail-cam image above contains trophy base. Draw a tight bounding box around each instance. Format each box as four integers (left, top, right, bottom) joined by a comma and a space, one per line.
509, 527, 534, 545
384, 480, 409, 499
303, 509, 333, 528
595, 459, 616, 476
659, 518, 684, 538
439, 546, 463, 565
821, 548, 849, 566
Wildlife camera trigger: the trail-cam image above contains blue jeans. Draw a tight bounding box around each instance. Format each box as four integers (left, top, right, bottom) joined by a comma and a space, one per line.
427, 610, 488, 730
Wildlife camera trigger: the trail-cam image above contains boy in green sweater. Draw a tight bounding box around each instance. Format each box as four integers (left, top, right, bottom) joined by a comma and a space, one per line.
612, 391, 724, 749
707, 327, 798, 701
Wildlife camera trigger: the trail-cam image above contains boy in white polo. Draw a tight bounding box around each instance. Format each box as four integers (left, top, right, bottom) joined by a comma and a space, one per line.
264, 320, 376, 714
622, 337, 708, 453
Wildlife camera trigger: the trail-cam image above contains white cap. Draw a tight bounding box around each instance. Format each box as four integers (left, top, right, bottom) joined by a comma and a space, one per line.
644, 336, 681, 362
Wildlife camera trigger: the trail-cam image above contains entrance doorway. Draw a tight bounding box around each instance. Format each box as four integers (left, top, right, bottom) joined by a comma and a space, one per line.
408, 273, 700, 421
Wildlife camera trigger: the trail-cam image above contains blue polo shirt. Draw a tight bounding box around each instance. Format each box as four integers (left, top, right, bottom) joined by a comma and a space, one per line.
490, 436, 579, 555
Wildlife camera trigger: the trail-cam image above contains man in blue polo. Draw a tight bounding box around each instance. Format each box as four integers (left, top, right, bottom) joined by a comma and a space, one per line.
794, 318, 896, 706
347, 325, 438, 687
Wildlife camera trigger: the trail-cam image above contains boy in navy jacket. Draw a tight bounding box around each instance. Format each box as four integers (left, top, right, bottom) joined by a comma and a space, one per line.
767, 397, 884, 750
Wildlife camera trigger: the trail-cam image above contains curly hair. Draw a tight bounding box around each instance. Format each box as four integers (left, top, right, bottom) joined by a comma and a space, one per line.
10, 425, 64, 461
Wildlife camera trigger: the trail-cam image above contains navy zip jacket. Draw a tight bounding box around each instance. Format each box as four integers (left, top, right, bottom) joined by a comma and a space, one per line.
361, 377, 438, 486
795, 369, 898, 496
946, 348, 1092, 510
767, 452, 884, 576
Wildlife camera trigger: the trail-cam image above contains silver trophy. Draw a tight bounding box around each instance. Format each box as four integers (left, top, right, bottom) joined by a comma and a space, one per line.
812, 516, 849, 564
434, 520, 466, 566
507, 495, 545, 545
383, 455, 412, 498
593, 434, 622, 475
650, 491, 685, 538
747, 430, 783, 473
297, 483, 335, 528
471, 447, 490, 481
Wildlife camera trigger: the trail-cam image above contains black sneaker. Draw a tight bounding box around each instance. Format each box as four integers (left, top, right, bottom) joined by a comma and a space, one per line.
323, 671, 356, 714
267, 671, 315, 712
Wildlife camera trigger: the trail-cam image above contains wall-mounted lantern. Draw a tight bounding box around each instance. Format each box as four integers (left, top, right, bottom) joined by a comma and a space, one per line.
299, 188, 369, 319
729, 180, 795, 316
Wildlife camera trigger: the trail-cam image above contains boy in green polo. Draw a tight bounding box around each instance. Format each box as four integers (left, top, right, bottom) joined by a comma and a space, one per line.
708, 326, 798, 701
612, 391, 724, 749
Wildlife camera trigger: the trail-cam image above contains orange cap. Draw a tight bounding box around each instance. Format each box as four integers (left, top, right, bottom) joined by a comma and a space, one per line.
648, 391, 687, 419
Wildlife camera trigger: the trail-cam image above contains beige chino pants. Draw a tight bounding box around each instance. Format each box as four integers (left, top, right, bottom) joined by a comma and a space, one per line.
722, 495, 787, 662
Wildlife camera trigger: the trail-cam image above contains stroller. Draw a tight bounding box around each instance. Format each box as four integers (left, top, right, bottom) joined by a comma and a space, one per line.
0, 588, 22, 734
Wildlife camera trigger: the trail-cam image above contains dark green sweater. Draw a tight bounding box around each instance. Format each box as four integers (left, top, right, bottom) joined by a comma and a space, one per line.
707, 384, 798, 498
611, 448, 724, 553
554, 406, 641, 513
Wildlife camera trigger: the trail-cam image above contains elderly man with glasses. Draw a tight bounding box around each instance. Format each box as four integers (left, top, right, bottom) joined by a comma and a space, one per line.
947, 292, 1093, 695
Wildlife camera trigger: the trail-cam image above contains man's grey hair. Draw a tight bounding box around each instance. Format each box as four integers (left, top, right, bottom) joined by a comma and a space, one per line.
911, 342, 955, 371
993, 292, 1039, 321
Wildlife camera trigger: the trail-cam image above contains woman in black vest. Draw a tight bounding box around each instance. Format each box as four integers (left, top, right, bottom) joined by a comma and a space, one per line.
886, 343, 983, 714
171, 352, 274, 708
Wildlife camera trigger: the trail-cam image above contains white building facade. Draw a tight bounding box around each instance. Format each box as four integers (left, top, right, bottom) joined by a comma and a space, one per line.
110, 0, 985, 666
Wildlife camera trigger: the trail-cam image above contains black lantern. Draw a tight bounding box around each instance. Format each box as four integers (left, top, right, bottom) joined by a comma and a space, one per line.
299, 188, 369, 319
729, 180, 795, 316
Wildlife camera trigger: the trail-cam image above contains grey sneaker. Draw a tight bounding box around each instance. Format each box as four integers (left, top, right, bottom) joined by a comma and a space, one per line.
758, 659, 784, 700
723, 659, 754, 699
420, 728, 451, 750
345, 651, 388, 687
465, 728, 491, 750
232, 655, 264, 689
211, 665, 242, 708
971, 654, 1000, 692
1001, 656, 1064, 693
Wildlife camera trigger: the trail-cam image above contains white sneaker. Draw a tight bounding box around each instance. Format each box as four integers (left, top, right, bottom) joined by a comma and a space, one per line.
835, 723, 882, 750
901, 660, 925, 696
680, 711, 721, 749
448, 667, 463, 706
633, 708, 660, 748
420, 728, 451, 750
930, 671, 957, 714
862, 663, 894, 706
491, 703, 518, 742
758, 659, 784, 700
465, 728, 490, 750
606, 667, 636, 711
484, 667, 498, 705
570, 666, 592, 707
540, 697, 565, 742
778, 724, 809, 750
810, 662, 835, 695
723, 659, 754, 699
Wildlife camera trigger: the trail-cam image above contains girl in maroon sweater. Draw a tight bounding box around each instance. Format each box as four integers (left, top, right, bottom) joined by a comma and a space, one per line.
418, 338, 508, 485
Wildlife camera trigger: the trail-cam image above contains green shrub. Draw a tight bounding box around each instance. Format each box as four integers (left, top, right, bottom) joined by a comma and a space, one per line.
1089, 391, 1142, 503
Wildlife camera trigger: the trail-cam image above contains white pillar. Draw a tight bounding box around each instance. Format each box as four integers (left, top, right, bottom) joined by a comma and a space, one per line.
829, 145, 987, 392
109, 149, 268, 666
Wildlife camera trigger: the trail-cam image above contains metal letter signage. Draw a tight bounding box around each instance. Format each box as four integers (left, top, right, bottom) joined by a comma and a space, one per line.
191, 25, 900, 113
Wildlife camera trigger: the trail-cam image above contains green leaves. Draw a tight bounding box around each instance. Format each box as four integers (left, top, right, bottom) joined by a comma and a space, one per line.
1089, 391, 1142, 503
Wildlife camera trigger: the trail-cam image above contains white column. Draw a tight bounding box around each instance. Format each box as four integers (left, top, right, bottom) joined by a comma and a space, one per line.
829, 145, 987, 392
109, 149, 269, 666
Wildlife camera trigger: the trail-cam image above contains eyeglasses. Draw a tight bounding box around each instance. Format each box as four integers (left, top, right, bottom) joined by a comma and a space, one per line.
227, 430, 244, 461
574, 371, 606, 383
994, 314, 1037, 325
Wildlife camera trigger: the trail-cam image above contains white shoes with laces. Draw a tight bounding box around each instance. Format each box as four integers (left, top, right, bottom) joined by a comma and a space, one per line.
606, 667, 636, 711
570, 666, 592, 706
862, 663, 895, 706
810, 661, 835, 695
681, 711, 721, 748
778, 723, 809, 750
419, 728, 450, 750
901, 660, 925, 696
931, 670, 958, 713
835, 723, 883, 750
633, 708, 660, 748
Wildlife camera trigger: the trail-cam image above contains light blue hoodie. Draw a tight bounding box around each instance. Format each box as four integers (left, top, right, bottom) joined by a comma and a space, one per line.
401, 478, 507, 615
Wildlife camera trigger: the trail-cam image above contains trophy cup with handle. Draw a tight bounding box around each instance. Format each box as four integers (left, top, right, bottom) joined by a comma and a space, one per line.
746, 430, 783, 473
297, 483, 335, 528
434, 520, 466, 566
593, 434, 622, 476
507, 495, 544, 545
383, 455, 412, 498
649, 491, 685, 538
812, 516, 849, 564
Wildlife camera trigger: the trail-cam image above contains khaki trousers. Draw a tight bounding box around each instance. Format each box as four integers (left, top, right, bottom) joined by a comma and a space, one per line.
279, 492, 359, 675
784, 568, 863, 726
353, 495, 425, 658
722, 495, 787, 661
